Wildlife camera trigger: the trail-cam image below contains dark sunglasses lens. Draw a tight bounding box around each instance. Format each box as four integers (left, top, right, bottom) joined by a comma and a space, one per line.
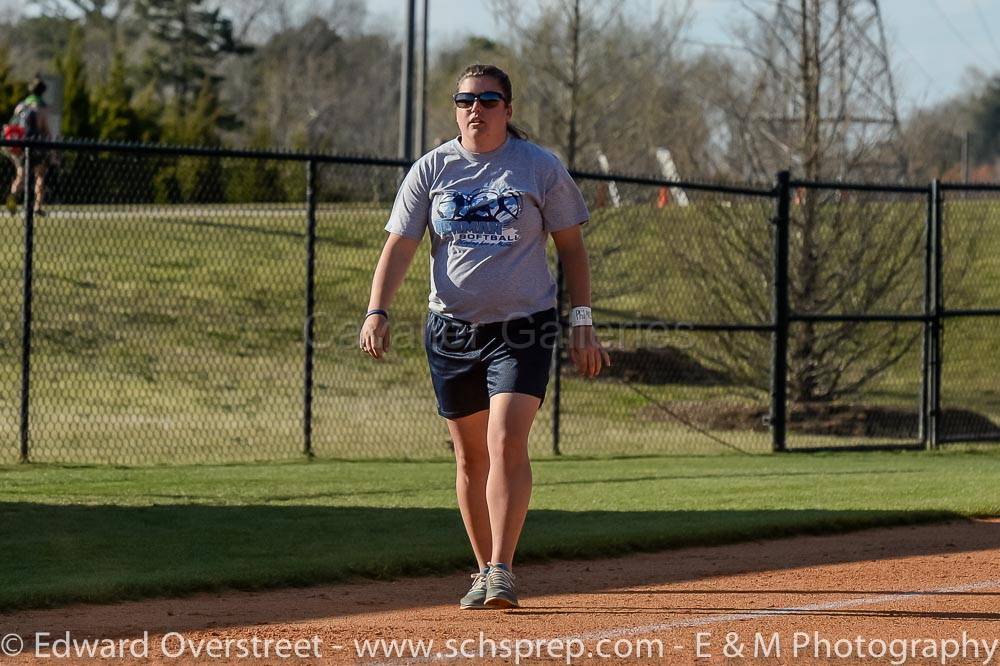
479, 93, 503, 108
454, 92, 504, 108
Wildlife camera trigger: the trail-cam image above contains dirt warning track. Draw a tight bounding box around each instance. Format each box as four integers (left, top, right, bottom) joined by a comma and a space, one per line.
3, 519, 998, 664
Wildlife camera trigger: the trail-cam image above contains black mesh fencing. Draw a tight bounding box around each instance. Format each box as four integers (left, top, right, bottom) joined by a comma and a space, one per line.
1, 156, 22, 464
783, 185, 930, 450
939, 185, 1000, 443
17, 149, 309, 464
1, 138, 999, 464
565, 176, 775, 454
309, 162, 449, 459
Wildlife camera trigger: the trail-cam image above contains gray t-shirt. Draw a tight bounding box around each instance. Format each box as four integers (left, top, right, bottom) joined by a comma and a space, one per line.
385, 136, 589, 324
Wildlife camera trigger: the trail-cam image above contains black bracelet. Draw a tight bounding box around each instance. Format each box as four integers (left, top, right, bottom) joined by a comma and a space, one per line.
365, 309, 388, 321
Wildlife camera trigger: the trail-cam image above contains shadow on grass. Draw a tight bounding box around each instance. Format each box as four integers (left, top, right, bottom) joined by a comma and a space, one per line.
127, 468, 925, 503
1, 503, 995, 626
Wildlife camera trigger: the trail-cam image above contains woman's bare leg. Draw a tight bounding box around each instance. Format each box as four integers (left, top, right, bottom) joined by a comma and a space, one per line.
485, 392, 541, 569
33, 164, 45, 210
446, 409, 492, 569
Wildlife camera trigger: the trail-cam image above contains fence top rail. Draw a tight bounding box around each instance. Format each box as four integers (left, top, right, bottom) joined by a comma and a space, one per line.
938, 182, 1000, 192
569, 168, 776, 198
0, 137, 780, 198
10, 137, 993, 196
941, 308, 1000, 318
0, 137, 414, 169
788, 178, 930, 194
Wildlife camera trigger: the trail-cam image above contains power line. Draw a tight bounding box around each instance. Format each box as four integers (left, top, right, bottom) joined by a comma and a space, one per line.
969, 0, 1000, 62
893, 42, 935, 86
927, 0, 989, 64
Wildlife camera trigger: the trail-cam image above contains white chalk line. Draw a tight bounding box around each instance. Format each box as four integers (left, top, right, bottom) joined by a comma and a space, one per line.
360, 578, 1000, 663
560, 578, 1000, 643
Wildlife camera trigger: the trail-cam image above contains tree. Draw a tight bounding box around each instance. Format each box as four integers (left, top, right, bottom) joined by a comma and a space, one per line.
3, 15, 74, 73
683, 0, 969, 404
155, 76, 225, 202
0, 45, 27, 119
900, 103, 968, 180
225, 122, 288, 203
240, 11, 399, 156
971, 75, 1000, 164
92, 49, 141, 141
129, 82, 165, 143
490, 0, 697, 173
138, 0, 251, 116
29, 1, 135, 40
59, 25, 93, 137
29, 0, 138, 74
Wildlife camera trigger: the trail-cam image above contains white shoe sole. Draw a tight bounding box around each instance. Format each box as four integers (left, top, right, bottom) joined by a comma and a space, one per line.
484, 596, 518, 609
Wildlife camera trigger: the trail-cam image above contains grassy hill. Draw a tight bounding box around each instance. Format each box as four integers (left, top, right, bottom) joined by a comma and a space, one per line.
0, 186, 998, 464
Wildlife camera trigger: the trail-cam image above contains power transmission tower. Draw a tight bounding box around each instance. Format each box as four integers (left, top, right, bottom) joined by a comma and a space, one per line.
748, 0, 907, 179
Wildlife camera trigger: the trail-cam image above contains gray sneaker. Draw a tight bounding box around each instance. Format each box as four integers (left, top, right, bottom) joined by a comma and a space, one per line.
483, 562, 518, 608
459, 566, 491, 610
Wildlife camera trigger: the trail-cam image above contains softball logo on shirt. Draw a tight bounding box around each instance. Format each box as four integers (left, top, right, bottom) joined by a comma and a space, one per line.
432, 187, 523, 246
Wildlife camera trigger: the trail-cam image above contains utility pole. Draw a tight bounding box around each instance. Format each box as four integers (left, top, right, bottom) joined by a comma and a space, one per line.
416, 0, 429, 156
566, 0, 580, 169
962, 131, 971, 183
399, 0, 416, 161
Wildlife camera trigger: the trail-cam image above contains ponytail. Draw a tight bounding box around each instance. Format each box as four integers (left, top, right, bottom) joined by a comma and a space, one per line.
506, 122, 529, 140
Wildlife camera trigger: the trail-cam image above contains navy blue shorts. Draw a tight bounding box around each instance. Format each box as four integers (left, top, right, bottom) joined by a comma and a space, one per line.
424, 308, 559, 419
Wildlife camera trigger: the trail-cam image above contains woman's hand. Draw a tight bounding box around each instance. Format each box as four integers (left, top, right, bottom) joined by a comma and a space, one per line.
568, 325, 611, 377
359, 314, 390, 360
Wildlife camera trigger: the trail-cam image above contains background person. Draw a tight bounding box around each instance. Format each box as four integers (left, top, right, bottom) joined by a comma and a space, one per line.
5, 76, 52, 216
360, 63, 610, 610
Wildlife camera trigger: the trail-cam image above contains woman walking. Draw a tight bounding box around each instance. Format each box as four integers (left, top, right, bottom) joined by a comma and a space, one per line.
360, 64, 609, 609
4, 76, 52, 216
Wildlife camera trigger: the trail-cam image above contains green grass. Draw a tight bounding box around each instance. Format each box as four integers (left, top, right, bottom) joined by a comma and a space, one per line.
1, 450, 999, 611
1, 196, 1000, 463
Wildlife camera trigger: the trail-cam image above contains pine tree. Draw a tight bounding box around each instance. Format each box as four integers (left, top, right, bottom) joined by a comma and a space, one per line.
139, 0, 250, 114
131, 82, 165, 144
93, 50, 140, 142
59, 26, 92, 138
227, 122, 288, 203
156, 77, 225, 202
0, 46, 27, 120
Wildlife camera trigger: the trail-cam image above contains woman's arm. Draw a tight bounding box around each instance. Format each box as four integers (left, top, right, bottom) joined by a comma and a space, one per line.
360, 232, 421, 359
551, 225, 611, 377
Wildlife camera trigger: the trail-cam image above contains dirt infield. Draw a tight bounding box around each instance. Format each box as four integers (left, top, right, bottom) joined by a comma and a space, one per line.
3, 519, 998, 664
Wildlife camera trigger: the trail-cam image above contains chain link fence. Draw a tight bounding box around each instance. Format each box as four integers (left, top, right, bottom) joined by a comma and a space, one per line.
12, 148, 312, 464
566, 175, 775, 455
783, 184, 929, 450
939, 185, 1000, 443
1, 139, 998, 464
0, 156, 20, 460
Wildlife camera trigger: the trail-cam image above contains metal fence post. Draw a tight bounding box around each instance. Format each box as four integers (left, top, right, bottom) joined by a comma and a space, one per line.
19, 147, 36, 463
303, 159, 318, 459
771, 171, 791, 452
552, 261, 564, 455
920, 182, 934, 447
928, 179, 943, 449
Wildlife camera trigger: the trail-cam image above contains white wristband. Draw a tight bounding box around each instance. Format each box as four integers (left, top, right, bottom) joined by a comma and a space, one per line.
570, 306, 593, 327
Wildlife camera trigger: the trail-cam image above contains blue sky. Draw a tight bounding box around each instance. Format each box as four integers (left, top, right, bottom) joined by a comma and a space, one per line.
364, 0, 1000, 114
